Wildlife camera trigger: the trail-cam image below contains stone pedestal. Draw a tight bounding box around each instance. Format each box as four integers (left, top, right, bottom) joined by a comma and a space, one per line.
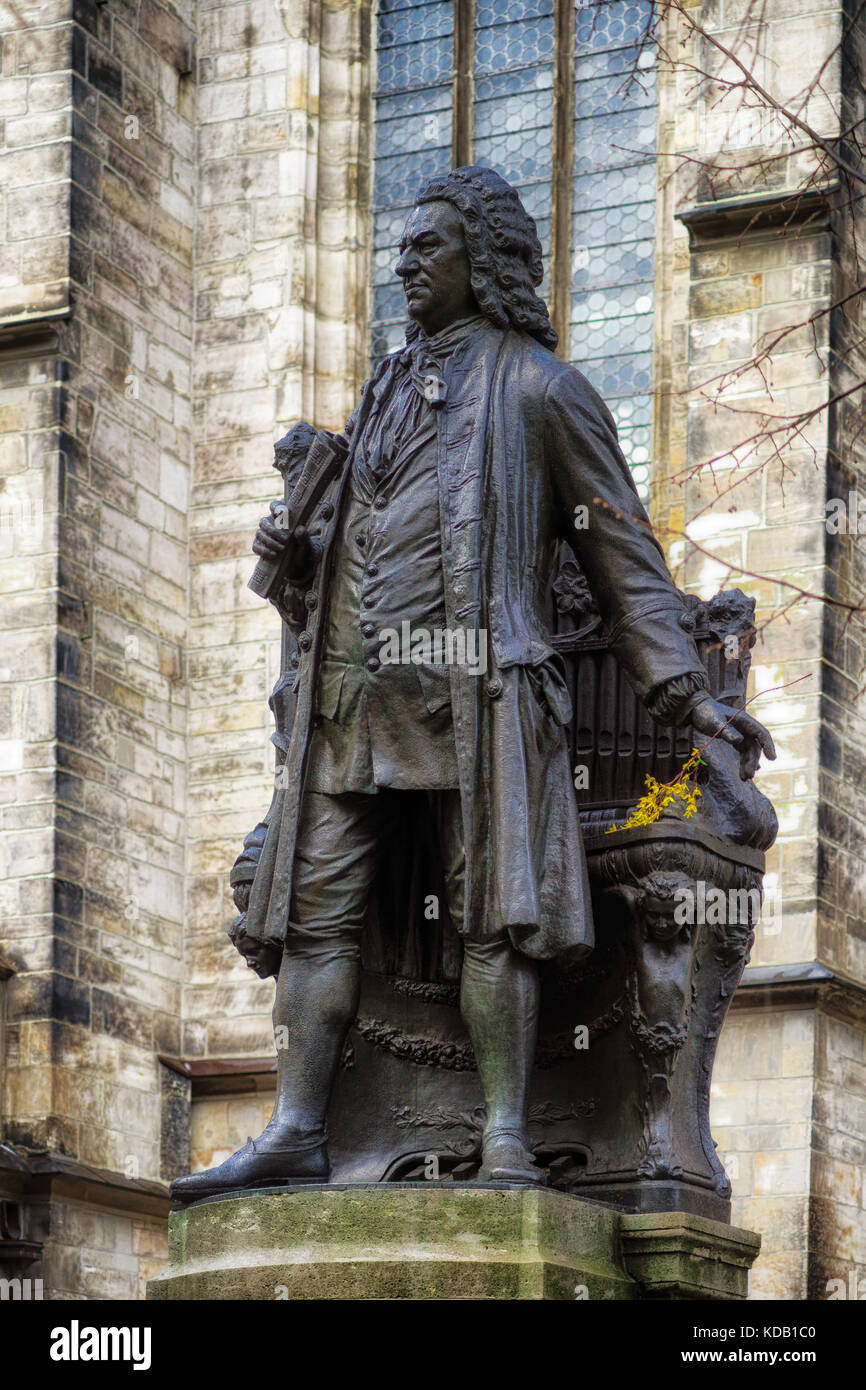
147, 1185, 760, 1301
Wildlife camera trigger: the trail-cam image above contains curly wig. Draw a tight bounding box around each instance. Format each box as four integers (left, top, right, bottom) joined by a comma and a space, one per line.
411, 165, 557, 352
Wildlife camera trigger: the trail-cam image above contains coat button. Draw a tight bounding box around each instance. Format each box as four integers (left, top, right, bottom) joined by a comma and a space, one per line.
362, 621, 376, 638
486, 677, 503, 699
367, 656, 380, 672
305, 591, 318, 610
373, 495, 387, 510
298, 632, 312, 651
321, 502, 334, 520
367, 562, 379, 577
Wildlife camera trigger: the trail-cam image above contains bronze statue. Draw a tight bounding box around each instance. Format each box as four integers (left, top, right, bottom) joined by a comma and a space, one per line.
170, 167, 774, 1204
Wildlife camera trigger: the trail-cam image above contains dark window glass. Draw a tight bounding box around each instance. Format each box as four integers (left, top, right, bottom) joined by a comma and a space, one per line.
571, 0, 657, 498
371, 0, 455, 361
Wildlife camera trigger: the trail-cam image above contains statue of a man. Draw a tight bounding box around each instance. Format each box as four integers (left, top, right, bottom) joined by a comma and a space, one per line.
171, 167, 774, 1202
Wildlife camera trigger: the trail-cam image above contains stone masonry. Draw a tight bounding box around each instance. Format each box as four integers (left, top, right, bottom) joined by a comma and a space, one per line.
653, 0, 866, 1297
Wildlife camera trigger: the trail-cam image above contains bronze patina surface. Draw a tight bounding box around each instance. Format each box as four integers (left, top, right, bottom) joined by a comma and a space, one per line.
171, 168, 776, 1214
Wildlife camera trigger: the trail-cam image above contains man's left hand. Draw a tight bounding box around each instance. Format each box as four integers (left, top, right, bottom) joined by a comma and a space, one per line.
688, 696, 776, 781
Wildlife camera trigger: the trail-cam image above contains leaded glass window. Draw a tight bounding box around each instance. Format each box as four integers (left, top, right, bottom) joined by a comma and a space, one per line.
473, 0, 554, 295
370, 0, 657, 497
571, 0, 656, 495
371, 0, 455, 359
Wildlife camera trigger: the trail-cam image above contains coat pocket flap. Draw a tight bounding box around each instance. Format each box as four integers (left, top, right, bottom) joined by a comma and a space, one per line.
316, 663, 347, 721
415, 662, 452, 714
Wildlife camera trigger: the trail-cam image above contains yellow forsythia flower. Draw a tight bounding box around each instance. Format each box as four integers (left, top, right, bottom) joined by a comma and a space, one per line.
606, 748, 704, 833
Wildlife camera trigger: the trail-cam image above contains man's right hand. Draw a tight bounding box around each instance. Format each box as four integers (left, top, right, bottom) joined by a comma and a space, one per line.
252, 501, 317, 583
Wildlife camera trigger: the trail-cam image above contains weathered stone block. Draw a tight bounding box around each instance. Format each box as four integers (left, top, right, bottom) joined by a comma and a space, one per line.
148, 1188, 760, 1301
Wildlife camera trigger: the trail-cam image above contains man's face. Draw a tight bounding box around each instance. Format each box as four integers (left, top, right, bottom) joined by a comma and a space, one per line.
395, 200, 477, 336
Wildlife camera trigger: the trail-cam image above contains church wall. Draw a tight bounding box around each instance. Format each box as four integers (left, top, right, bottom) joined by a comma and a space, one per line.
799, 13, 866, 1300
40, 1194, 168, 1300
0, 347, 63, 1152
654, 0, 866, 1298
809, 1005, 866, 1298
183, 0, 371, 1066
0, 0, 71, 1165
713, 1005, 815, 1299
1, 0, 196, 1188
0, 0, 71, 322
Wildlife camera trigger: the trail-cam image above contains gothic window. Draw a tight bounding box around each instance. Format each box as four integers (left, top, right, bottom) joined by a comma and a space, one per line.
571, 0, 656, 494
371, 0, 657, 497
472, 0, 555, 293
371, 0, 455, 360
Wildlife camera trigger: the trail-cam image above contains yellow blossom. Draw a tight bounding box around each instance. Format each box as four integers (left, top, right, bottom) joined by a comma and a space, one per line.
606, 747, 704, 834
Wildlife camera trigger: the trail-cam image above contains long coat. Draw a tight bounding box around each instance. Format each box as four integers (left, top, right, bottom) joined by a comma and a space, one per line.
245, 324, 705, 962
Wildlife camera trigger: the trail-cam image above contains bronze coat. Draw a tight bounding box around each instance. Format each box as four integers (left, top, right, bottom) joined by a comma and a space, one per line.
245, 325, 705, 961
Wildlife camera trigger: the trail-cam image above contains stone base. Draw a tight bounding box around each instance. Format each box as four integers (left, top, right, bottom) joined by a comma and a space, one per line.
620, 1212, 762, 1300
147, 1184, 760, 1301
573, 1177, 731, 1222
